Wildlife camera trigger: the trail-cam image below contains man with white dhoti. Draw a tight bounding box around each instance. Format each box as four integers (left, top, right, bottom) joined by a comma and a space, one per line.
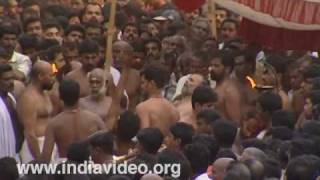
17, 61, 57, 163
0, 64, 24, 161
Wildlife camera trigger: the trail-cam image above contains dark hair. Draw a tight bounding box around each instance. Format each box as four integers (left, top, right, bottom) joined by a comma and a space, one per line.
117, 111, 140, 141
271, 110, 295, 130
269, 127, 293, 141
242, 138, 267, 151
67, 141, 90, 164
63, 41, 78, 51
23, 17, 42, 32
45, 4, 70, 17
221, 18, 239, 29
43, 21, 62, 31
90, 131, 114, 154
302, 121, 320, 138
37, 38, 59, 51
0, 64, 12, 77
170, 122, 194, 148
303, 65, 320, 80
191, 85, 218, 109
19, 34, 39, 52
55, 16, 69, 30
65, 24, 85, 36
157, 149, 192, 179
286, 155, 320, 180
78, 39, 100, 54
92, 36, 106, 48
46, 45, 63, 62
209, 50, 235, 70
289, 138, 316, 159
196, 109, 221, 124
183, 143, 209, 176
215, 149, 238, 160
21, 0, 40, 9
265, 54, 287, 74
144, 38, 161, 50
0, 24, 20, 38
192, 134, 220, 163
122, 22, 140, 34
193, 50, 209, 64
59, 80, 80, 107
257, 91, 282, 113
0, 157, 18, 180
212, 120, 237, 148
137, 128, 164, 154
140, 66, 169, 89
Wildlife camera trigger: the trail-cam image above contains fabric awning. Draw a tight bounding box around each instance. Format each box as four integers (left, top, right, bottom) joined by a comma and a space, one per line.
215, 0, 320, 50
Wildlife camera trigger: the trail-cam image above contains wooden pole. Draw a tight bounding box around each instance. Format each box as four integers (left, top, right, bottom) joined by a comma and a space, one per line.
104, 0, 117, 76
208, 0, 218, 39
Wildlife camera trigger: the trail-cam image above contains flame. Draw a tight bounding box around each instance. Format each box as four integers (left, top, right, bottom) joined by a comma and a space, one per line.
52, 64, 58, 74
246, 76, 256, 89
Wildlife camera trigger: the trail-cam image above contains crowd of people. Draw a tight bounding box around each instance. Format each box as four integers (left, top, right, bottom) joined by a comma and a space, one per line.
0, 0, 320, 179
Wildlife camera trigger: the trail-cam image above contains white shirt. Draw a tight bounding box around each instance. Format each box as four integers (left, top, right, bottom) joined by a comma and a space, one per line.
9, 51, 32, 77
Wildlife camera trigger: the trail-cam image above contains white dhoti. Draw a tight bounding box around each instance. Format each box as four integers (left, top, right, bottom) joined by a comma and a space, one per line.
20, 137, 58, 163
0, 95, 16, 159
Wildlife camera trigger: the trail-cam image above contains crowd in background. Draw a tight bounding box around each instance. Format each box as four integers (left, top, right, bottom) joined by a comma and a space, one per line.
0, 0, 320, 180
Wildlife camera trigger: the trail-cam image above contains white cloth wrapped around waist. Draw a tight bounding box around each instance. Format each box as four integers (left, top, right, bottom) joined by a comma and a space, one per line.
20, 137, 58, 164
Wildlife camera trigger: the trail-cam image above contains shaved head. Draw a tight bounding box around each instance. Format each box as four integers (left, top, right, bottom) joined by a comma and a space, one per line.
212, 158, 235, 180
31, 60, 55, 90
112, 40, 133, 52
241, 147, 267, 163
89, 68, 104, 78
31, 60, 52, 79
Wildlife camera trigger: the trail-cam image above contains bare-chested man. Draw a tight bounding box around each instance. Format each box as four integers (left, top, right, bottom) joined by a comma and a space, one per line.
65, 39, 101, 97
42, 80, 105, 162
113, 40, 140, 109
17, 61, 55, 163
232, 50, 258, 117
173, 74, 205, 128
136, 66, 180, 135
209, 51, 242, 125
79, 68, 113, 127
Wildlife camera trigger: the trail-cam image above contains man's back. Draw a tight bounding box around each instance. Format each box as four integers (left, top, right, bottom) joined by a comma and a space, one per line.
137, 98, 179, 135
49, 109, 105, 157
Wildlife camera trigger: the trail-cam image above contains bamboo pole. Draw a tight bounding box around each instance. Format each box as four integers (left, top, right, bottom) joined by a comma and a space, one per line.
208, 0, 218, 39
104, 0, 117, 76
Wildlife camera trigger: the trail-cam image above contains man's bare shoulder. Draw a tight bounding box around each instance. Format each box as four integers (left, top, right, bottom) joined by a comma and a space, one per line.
65, 69, 81, 80
19, 86, 38, 103
50, 110, 102, 124
225, 80, 241, 94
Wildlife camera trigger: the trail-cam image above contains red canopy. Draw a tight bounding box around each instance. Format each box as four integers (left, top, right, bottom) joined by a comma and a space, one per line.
215, 0, 320, 50
172, 0, 206, 12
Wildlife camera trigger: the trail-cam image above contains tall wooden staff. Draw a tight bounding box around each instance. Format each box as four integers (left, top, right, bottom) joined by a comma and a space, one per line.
104, 0, 117, 84
208, 0, 217, 38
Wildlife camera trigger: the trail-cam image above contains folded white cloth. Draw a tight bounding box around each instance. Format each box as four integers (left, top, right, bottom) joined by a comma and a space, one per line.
20, 136, 58, 163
